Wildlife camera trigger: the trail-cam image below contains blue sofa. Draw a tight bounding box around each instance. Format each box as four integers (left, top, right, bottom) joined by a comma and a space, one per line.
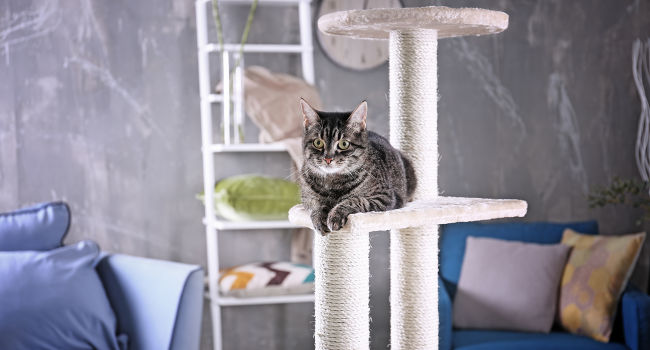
0, 202, 204, 350
439, 221, 650, 350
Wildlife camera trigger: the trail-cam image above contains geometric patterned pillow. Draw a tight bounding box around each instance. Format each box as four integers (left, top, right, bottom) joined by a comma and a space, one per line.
558, 229, 646, 342
219, 261, 314, 298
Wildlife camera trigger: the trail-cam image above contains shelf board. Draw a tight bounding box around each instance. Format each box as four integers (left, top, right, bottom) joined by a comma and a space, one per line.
202, 43, 309, 53
197, 0, 311, 5
207, 143, 288, 153
202, 94, 223, 103
204, 218, 300, 230
217, 293, 314, 306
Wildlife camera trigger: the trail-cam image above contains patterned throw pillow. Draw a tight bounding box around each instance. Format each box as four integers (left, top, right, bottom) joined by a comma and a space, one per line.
558, 229, 646, 342
219, 262, 314, 298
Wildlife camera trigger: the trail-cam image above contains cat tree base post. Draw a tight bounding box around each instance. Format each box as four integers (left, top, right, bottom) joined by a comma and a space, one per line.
313, 230, 370, 350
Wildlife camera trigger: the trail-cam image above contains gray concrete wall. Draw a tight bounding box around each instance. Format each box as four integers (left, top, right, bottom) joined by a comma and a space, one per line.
1, 0, 649, 349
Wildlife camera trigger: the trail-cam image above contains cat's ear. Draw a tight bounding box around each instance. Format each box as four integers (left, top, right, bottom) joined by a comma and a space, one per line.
348, 101, 367, 130
300, 98, 319, 127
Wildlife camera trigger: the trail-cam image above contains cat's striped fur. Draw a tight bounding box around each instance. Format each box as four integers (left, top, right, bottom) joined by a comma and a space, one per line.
299, 99, 416, 234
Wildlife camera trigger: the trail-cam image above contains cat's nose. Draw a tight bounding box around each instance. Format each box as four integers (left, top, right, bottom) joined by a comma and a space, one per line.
324, 158, 333, 164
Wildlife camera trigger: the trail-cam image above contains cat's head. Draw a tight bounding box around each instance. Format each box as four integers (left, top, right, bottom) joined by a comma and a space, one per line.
300, 98, 368, 175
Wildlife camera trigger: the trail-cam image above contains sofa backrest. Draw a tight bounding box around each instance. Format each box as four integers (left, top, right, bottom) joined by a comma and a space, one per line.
439, 220, 598, 298
0, 201, 70, 251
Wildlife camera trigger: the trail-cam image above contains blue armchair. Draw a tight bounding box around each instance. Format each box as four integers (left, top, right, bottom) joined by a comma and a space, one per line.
97, 254, 204, 350
439, 221, 650, 350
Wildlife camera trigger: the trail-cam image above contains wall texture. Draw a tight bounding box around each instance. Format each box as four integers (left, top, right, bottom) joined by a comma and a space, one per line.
1, 0, 649, 349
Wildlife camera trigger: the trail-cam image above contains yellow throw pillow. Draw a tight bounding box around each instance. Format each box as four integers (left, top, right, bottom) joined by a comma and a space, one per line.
558, 229, 646, 342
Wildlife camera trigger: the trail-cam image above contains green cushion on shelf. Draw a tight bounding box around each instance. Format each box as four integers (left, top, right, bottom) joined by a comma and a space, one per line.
199, 174, 301, 221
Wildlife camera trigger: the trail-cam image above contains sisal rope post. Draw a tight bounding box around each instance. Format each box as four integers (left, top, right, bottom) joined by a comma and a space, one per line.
314, 229, 370, 350
389, 29, 439, 350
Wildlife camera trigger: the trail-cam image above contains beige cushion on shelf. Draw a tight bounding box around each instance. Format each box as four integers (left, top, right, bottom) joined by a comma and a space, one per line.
453, 237, 570, 333
243, 66, 322, 143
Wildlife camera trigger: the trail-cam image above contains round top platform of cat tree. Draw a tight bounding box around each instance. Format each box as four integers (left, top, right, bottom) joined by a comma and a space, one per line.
318, 6, 508, 40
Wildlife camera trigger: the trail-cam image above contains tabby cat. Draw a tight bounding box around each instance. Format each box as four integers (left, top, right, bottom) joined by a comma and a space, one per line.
299, 99, 416, 234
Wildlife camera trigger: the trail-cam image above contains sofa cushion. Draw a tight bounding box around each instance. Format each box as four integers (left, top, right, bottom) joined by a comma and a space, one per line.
0, 201, 70, 251
558, 229, 646, 342
453, 237, 570, 333
440, 221, 598, 297
453, 330, 628, 350
0, 241, 124, 350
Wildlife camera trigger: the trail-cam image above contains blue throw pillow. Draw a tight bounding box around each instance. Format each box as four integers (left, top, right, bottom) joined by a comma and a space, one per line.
440, 220, 599, 298
0, 201, 70, 251
0, 241, 125, 350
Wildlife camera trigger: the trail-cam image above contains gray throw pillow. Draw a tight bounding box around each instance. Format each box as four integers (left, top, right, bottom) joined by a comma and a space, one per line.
453, 237, 570, 333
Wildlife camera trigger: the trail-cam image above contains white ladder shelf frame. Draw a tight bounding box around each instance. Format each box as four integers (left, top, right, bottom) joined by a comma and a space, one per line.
194, 0, 315, 349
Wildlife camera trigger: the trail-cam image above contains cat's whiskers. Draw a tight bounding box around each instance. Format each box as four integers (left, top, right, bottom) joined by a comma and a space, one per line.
284, 168, 303, 181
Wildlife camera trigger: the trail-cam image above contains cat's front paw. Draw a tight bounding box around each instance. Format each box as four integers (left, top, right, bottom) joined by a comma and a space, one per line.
315, 221, 330, 236
311, 214, 330, 235
327, 207, 351, 232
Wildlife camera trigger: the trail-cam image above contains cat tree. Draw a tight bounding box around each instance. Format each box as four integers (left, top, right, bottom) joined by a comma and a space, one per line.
289, 6, 527, 350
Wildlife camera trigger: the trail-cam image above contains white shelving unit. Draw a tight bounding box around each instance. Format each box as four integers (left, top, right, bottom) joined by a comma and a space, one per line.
218, 293, 315, 306
194, 1, 315, 349
206, 142, 287, 153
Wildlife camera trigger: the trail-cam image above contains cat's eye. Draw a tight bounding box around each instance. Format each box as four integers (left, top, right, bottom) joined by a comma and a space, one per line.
338, 140, 351, 150
313, 138, 325, 149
